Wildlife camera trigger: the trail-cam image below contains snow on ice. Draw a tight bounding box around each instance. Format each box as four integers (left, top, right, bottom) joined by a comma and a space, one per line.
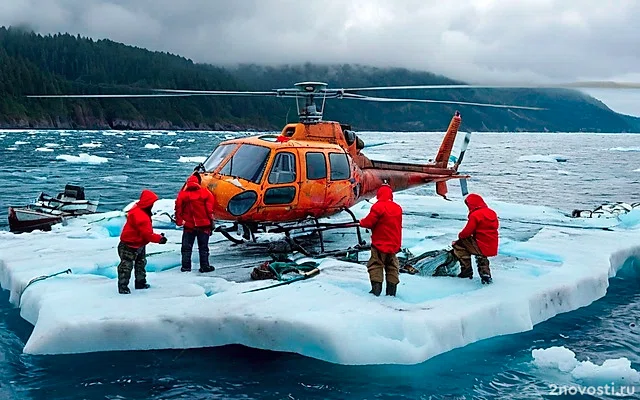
1, 195, 640, 365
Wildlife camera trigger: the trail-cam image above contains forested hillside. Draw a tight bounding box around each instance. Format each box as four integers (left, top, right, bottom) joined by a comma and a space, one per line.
1, 27, 638, 132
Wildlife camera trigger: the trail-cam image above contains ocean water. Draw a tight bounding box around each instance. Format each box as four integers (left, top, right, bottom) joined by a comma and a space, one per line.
1, 129, 640, 399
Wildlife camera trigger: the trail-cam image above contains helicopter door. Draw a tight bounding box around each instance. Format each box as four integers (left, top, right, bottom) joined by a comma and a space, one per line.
261, 151, 299, 215
299, 151, 328, 217
326, 152, 353, 211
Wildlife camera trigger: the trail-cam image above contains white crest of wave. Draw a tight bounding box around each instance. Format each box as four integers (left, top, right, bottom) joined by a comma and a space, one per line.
144, 143, 160, 149
609, 147, 640, 152
518, 154, 568, 163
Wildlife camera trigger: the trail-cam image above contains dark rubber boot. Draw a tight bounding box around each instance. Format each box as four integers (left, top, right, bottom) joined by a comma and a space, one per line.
199, 265, 215, 273
135, 281, 150, 289
119, 287, 130, 294
181, 266, 191, 272
481, 274, 493, 285
385, 282, 397, 296
369, 281, 382, 297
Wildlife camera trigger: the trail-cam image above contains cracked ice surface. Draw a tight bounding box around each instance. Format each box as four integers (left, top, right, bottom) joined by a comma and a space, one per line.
1, 195, 640, 365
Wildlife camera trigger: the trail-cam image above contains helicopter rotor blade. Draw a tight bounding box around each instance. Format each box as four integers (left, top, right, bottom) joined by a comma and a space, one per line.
25, 93, 204, 98
341, 81, 640, 92
151, 89, 280, 96
341, 93, 546, 110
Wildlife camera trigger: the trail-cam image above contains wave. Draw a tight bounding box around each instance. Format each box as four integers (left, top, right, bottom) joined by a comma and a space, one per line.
609, 147, 640, 152
518, 154, 568, 163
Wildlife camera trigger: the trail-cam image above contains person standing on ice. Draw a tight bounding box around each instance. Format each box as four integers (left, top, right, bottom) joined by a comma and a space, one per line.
359, 184, 403, 297
117, 189, 167, 294
452, 193, 499, 284
175, 174, 216, 273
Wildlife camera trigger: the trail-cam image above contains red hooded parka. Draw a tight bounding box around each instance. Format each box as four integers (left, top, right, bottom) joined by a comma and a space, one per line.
175, 175, 215, 231
458, 193, 499, 257
360, 185, 403, 254
120, 189, 164, 248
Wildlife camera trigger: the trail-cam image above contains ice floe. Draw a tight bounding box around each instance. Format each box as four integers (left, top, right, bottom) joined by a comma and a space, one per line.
0, 195, 639, 365
55, 153, 110, 164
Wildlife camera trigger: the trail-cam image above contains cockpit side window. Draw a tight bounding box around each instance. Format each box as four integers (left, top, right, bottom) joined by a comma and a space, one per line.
268, 152, 297, 184
203, 144, 236, 172
329, 152, 350, 180
305, 152, 327, 180
219, 144, 271, 184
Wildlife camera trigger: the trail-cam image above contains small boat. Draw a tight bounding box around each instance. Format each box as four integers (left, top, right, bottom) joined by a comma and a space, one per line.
8, 184, 99, 233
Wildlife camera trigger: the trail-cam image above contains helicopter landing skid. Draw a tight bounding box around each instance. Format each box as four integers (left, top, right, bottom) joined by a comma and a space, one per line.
215, 208, 368, 257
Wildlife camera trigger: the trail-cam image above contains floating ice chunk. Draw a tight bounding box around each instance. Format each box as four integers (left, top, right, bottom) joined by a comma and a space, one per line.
101, 175, 129, 183
14, 141, 29, 145
178, 156, 206, 163
533, 346, 640, 385
56, 153, 109, 164
146, 159, 163, 163
163, 145, 179, 149
6, 147, 18, 151
144, 143, 160, 149
78, 142, 102, 148
532, 346, 579, 372
35, 147, 54, 152
44, 143, 60, 148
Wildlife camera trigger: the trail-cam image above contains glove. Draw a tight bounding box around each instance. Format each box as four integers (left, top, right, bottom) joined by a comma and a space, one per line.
159, 233, 167, 245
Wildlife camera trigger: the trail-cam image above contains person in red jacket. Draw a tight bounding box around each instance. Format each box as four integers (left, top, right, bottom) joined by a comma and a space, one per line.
175, 174, 216, 273
117, 189, 167, 294
452, 193, 499, 284
359, 184, 403, 296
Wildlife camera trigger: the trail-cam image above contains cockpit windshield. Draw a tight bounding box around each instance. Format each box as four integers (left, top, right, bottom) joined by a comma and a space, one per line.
203, 144, 236, 172
219, 144, 271, 184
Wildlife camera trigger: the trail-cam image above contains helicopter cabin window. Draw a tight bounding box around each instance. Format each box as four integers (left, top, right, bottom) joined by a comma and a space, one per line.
268, 152, 297, 184
305, 152, 327, 180
203, 144, 236, 172
329, 152, 350, 180
263, 186, 296, 205
219, 144, 271, 184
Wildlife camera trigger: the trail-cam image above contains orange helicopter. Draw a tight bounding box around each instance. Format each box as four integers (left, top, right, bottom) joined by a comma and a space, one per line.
28, 80, 549, 252
155, 82, 545, 248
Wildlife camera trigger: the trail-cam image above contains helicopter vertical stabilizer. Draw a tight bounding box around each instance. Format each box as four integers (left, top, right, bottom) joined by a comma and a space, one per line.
434, 111, 462, 167
434, 111, 462, 198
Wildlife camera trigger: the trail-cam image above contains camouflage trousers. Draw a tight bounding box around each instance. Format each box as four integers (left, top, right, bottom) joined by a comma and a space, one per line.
117, 242, 147, 290
367, 245, 400, 285
452, 237, 491, 278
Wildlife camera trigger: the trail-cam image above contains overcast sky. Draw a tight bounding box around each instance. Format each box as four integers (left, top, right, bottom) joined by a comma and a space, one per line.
1, 0, 639, 115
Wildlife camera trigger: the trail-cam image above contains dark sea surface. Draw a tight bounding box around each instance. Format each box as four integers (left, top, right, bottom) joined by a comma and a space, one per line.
1, 129, 640, 399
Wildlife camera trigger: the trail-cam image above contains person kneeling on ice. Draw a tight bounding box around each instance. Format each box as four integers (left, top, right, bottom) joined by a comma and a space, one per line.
359, 184, 402, 297
175, 174, 215, 273
117, 189, 167, 294
452, 193, 499, 284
